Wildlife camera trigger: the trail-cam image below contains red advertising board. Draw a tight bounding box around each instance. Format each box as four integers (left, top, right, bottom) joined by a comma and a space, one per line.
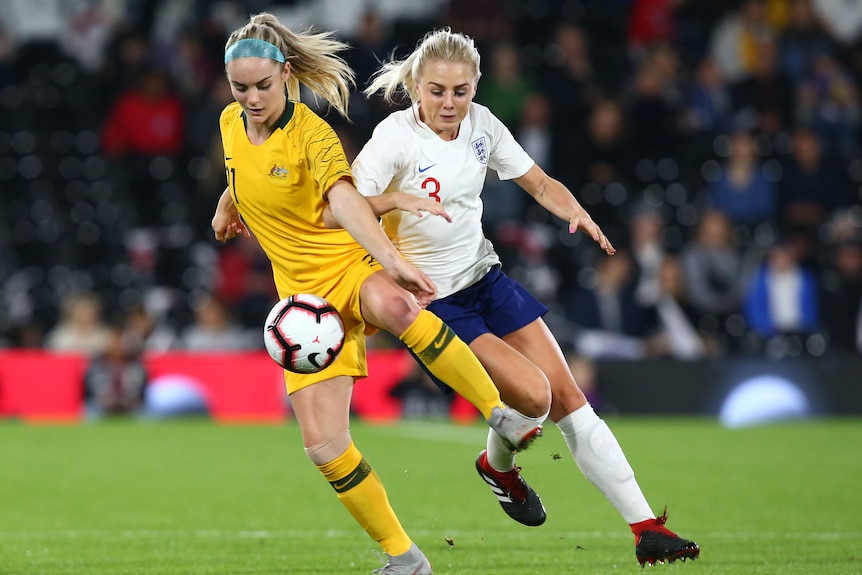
0, 349, 479, 423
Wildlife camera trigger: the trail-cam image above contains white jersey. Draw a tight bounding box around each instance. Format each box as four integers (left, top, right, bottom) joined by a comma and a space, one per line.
353, 102, 534, 298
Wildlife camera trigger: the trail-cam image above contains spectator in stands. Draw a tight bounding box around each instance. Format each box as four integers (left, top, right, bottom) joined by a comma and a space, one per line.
580, 97, 635, 188
778, 126, 849, 232
516, 91, 553, 172
95, 28, 155, 110
709, 0, 775, 83
573, 95, 634, 245
565, 249, 654, 359
540, 23, 599, 185
101, 65, 185, 158
777, 0, 834, 83
477, 40, 535, 131
731, 36, 796, 136
819, 213, 862, 353
679, 210, 744, 329
645, 254, 709, 359
177, 292, 255, 351
345, 9, 392, 90
168, 26, 223, 102
83, 321, 148, 418
743, 237, 819, 340
628, 45, 680, 161
811, 0, 862, 46
628, 206, 668, 307
707, 129, 777, 226
671, 0, 728, 69
796, 52, 860, 159
44, 292, 111, 356
677, 54, 735, 169
100, 64, 187, 229
681, 56, 735, 137
626, 0, 682, 60
125, 303, 176, 353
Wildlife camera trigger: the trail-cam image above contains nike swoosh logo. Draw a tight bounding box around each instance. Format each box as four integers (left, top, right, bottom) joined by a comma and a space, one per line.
415, 325, 455, 364
418, 163, 436, 173
431, 326, 453, 350
225, 157, 232, 161
332, 469, 359, 491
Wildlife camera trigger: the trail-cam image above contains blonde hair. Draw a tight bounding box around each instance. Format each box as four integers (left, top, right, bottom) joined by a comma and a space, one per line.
364, 28, 481, 104
226, 12, 355, 118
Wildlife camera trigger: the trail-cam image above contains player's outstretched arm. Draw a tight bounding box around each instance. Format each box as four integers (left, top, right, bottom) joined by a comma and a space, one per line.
514, 164, 616, 255
371, 193, 452, 221
327, 180, 438, 306
322, 192, 451, 227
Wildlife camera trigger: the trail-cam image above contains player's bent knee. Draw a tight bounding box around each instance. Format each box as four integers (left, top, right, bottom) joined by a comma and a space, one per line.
507, 387, 551, 418
304, 429, 352, 466
498, 372, 551, 417
360, 278, 420, 332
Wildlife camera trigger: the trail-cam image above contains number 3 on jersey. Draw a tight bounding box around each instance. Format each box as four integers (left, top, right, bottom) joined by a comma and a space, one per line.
422, 176, 441, 203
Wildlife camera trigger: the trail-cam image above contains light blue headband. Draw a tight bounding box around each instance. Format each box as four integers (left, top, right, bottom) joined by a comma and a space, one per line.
224, 38, 286, 64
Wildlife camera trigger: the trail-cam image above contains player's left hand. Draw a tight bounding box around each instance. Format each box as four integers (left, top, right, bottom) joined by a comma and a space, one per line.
570, 214, 616, 255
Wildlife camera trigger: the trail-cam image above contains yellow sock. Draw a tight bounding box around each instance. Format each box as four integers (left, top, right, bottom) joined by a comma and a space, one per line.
317, 442, 412, 556
400, 310, 503, 419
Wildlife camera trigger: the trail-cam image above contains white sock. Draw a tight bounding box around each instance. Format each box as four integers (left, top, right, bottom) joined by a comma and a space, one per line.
486, 408, 548, 472
556, 403, 654, 524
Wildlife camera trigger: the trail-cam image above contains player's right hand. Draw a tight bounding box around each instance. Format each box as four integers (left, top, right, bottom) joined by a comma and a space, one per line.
212, 210, 249, 242
390, 260, 437, 308
396, 193, 452, 222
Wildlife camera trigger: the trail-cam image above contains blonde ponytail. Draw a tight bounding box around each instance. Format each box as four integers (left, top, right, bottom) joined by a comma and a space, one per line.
364, 28, 481, 105
226, 12, 355, 118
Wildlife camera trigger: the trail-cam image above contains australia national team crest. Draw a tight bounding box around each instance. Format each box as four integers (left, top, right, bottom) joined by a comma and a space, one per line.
269, 164, 289, 179
471, 136, 488, 165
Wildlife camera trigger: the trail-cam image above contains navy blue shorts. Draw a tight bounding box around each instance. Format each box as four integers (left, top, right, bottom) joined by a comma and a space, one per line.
413, 266, 548, 393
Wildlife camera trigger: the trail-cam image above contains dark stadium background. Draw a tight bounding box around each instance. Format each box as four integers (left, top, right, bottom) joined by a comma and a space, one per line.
1, 0, 861, 422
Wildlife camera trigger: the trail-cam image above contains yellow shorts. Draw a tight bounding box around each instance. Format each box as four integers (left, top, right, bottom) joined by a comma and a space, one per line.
282, 257, 383, 394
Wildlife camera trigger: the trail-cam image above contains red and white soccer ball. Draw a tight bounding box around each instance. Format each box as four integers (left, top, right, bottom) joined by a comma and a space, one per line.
263, 294, 345, 374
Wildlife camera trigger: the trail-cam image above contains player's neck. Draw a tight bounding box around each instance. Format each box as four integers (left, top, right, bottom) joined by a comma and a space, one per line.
246, 99, 287, 144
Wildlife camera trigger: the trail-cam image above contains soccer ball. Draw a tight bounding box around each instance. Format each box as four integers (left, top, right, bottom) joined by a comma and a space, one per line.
263, 294, 345, 373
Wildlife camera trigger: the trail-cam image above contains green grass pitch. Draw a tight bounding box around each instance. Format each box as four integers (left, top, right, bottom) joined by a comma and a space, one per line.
1, 416, 860, 574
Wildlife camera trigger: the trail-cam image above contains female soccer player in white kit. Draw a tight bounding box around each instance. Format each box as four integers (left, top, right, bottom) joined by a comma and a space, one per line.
342, 28, 700, 566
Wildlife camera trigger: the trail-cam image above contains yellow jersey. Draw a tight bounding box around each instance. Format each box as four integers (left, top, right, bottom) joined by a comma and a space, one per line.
219, 100, 370, 298
220, 100, 382, 390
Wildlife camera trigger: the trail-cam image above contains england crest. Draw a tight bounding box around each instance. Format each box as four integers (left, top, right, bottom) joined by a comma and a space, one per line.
471, 136, 488, 164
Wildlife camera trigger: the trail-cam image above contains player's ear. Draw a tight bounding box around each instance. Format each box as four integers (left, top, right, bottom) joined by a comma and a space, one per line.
281, 61, 291, 82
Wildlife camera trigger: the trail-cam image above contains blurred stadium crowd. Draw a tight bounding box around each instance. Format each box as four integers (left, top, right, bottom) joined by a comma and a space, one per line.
1, 0, 861, 363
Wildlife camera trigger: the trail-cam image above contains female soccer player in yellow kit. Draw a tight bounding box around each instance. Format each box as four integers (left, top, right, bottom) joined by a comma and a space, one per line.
210, 13, 543, 575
